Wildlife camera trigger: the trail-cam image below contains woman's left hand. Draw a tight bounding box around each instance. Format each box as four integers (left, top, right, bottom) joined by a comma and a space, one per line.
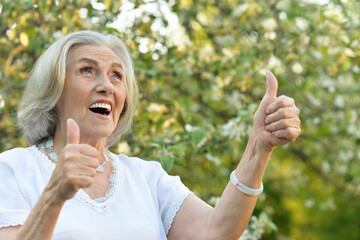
252, 71, 301, 151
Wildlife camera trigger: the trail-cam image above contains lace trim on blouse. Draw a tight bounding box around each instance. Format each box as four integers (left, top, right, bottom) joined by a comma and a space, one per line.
0, 212, 28, 228
27, 146, 123, 213
163, 187, 192, 235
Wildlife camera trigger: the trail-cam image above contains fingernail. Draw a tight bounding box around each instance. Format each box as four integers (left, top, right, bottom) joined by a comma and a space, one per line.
265, 126, 270, 130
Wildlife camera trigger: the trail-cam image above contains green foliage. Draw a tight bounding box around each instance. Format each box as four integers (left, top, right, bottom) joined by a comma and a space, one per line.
239, 212, 278, 240
1, 0, 360, 239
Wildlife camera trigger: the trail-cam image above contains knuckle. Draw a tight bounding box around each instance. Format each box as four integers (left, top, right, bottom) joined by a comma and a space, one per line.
293, 128, 299, 136
282, 119, 290, 127
287, 128, 300, 141
65, 153, 76, 163
92, 158, 100, 167
89, 168, 97, 177
63, 163, 77, 175
278, 108, 285, 115
88, 158, 99, 168
63, 162, 73, 171
279, 96, 294, 106
63, 148, 77, 162
267, 112, 275, 121
62, 151, 70, 160
84, 178, 94, 188
292, 132, 300, 141
63, 145, 71, 152
290, 98, 295, 105
280, 108, 290, 118
287, 128, 295, 136
286, 98, 294, 106
84, 145, 97, 155
64, 151, 72, 159
67, 175, 78, 185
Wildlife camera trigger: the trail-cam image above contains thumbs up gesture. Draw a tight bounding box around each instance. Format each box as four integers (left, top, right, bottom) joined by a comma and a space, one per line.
252, 71, 301, 151
48, 119, 99, 201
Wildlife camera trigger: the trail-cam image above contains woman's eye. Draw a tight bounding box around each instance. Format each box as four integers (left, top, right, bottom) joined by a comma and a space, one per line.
113, 71, 123, 80
80, 67, 93, 74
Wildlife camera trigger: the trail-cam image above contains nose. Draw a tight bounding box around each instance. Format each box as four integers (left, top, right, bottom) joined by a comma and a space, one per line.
96, 73, 114, 94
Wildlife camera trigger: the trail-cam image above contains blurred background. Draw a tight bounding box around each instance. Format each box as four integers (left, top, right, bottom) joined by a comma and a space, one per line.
1, 0, 359, 239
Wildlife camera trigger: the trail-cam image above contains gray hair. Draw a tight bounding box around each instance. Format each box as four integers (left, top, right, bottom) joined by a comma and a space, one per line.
17, 31, 138, 147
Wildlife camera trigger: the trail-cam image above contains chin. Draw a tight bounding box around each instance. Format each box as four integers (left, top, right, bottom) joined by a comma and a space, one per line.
85, 126, 115, 140
97, 130, 115, 139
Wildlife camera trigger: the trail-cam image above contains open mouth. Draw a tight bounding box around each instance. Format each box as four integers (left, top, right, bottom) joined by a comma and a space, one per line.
89, 103, 111, 116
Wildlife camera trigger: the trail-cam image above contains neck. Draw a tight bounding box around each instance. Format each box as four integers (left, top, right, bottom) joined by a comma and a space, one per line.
53, 127, 108, 161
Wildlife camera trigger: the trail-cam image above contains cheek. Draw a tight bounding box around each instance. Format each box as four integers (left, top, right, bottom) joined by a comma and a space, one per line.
58, 84, 88, 114
117, 85, 127, 104
115, 87, 127, 116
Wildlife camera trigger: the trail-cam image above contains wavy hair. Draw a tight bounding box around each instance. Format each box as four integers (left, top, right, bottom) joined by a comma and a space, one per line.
17, 31, 138, 147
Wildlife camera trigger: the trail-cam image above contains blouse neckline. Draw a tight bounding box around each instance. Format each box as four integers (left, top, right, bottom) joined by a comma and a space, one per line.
28, 145, 123, 213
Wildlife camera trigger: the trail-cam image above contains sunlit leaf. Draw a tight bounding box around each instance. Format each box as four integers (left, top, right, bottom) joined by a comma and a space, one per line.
19, 32, 29, 47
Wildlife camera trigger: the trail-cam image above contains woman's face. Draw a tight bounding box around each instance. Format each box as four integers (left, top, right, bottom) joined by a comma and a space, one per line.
56, 44, 127, 142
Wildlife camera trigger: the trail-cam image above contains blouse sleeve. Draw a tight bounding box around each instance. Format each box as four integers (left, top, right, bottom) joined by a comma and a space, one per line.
128, 156, 193, 235
153, 162, 192, 235
0, 149, 32, 229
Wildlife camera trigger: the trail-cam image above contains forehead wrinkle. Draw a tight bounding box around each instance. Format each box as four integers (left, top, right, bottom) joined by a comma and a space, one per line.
78, 57, 99, 66
71, 45, 124, 70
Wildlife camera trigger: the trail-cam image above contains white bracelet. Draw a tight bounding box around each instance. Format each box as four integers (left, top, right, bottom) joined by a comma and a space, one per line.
230, 170, 263, 196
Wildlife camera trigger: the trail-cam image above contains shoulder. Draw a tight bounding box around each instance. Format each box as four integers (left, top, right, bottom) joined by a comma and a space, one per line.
0, 147, 32, 157
0, 146, 39, 174
115, 153, 164, 175
113, 153, 173, 189
0, 146, 35, 161
0, 148, 38, 228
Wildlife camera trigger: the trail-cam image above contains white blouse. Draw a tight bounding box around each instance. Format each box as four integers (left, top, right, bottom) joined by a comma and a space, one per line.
0, 146, 192, 239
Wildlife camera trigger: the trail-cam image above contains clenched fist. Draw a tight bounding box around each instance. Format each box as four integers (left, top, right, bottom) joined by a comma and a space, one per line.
47, 118, 100, 201
252, 71, 301, 151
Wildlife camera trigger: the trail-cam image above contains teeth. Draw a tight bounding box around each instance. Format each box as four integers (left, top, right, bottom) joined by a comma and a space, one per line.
89, 103, 111, 111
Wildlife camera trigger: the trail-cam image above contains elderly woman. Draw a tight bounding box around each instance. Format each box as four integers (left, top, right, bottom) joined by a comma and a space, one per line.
0, 31, 301, 240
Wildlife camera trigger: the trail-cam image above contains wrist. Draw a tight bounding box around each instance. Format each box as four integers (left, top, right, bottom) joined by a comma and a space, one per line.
247, 129, 275, 154
239, 131, 274, 172
44, 182, 66, 207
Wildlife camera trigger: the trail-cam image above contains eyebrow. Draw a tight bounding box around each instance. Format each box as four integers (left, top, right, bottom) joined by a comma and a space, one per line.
78, 57, 123, 69
111, 62, 123, 69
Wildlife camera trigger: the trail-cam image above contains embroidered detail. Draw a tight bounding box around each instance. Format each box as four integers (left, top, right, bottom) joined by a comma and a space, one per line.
163, 187, 192, 235
0, 212, 28, 228
27, 146, 123, 213
75, 154, 122, 212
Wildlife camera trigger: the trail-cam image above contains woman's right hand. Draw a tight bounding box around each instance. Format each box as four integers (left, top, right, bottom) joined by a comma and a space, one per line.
46, 118, 99, 202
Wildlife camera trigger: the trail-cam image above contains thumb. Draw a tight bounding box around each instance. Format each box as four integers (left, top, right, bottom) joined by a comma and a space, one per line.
67, 118, 80, 144
264, 70, 278, 99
